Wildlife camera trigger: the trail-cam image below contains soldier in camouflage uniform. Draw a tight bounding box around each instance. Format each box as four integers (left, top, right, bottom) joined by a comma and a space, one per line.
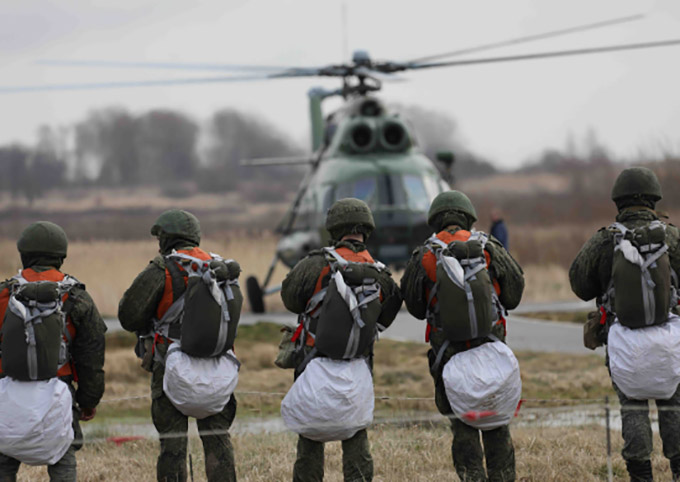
401, 191, 524, 482
118, 210, 239, 482
570, 167, 680, 482
0, 221, 106, 482
281, 198, 402, 482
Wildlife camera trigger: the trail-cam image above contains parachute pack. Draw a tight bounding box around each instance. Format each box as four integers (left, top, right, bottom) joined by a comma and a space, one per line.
602, 221, 675, 328
0, 271, 79, 465
426, 232, 500, 343
152, 249, 243, 419
153, 249, 242, 357
0, 273, 79, 381
301, 247, 385, 361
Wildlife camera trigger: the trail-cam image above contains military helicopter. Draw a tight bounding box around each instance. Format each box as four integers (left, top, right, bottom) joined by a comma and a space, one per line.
3, 13, 680, 312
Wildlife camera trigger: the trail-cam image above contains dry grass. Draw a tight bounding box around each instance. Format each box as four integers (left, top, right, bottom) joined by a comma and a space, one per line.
522, 264, 574, 302
14, 424, 675, 481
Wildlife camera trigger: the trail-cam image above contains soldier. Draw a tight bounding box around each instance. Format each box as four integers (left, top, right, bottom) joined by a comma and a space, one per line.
281, 198, 402, 482
0, 221, 106, 482
118, 209, 241, 482
401, 190, 524, 482
570, 167, 680, 482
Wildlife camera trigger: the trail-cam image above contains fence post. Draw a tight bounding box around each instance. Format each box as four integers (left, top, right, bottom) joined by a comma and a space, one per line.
605, 395, 613, 482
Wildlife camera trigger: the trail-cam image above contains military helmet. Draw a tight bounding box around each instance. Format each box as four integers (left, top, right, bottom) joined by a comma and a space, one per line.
611, 167, 662, 202
325, 198, 375, 240
17, 221, 68, 257
427, 190, 478, 229
151, 209, 201, 244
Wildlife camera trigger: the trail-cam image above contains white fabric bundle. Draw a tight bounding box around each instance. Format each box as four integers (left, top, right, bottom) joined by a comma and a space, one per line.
443, 341, 522, 430
163, 347, 239, 419
281, 357, 374, 442
0, 378, 73, 465
609, 314, 680, 400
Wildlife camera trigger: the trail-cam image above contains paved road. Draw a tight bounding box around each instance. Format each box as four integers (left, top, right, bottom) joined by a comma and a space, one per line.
106, 299, 603, 356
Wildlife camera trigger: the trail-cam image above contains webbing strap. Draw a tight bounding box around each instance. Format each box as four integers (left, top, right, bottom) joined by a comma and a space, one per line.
430, 339, 450, 376
295, 347, 318, 378
165, 259, 186, 302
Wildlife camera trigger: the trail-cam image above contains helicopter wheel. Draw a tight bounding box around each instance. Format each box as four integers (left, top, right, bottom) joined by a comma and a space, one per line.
246, 276, 265, 314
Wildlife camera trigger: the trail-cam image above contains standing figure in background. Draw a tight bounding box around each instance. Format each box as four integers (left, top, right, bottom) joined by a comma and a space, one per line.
0, 221, 106, 482
490, 208, 509, 250
401, 191, 524, 482
119, 209, 243, 482
570, 167, 680, 482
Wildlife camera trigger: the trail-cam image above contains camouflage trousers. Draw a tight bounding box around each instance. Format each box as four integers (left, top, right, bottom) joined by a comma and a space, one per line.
292, 429, 373, 482
613, 382, 680, 470
429, 339, 516, 482
0, 384, 82, 482
151, 363, 237, 482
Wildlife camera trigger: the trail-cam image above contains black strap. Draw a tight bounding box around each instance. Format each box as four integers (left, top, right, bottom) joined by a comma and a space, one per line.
430, 339, 450, 376
165, 259, 187, 302
294, 347, 318, 379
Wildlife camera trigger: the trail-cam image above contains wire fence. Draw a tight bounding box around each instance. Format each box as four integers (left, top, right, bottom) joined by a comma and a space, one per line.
82, 388, 680, 482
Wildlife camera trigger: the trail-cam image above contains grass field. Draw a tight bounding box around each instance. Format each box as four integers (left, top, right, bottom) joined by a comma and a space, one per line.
13, 324, 676, 481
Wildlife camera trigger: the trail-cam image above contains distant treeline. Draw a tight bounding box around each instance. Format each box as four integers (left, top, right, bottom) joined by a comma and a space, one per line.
0, 107, 306, 203
0, 104, 499, 204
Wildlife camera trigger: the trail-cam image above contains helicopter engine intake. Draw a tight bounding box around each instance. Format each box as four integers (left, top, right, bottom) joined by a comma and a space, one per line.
379, 120, 410, 152
346, 120, 377, 153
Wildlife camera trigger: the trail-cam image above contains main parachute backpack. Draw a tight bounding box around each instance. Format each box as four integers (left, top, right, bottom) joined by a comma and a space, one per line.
426, 232, 498, 342
0, 273, 79, 381
603, 221, 674, 328
154, 249, 242, 357
303, 247, 385, 360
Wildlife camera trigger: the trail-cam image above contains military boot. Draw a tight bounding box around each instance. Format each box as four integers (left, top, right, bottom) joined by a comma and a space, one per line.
626, 459, 653, 482
671, 455, 680, 481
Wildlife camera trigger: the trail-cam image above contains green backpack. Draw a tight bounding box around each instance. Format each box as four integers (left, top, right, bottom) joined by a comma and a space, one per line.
604, 221, 674, 328
1, 275, 79, 381
304, 247, 385, 361
426, 233, 498, 343
154, 251, 242, 358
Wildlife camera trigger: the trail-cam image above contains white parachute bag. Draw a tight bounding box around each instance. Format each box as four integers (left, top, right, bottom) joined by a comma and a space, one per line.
281, 357, 374, 442
443, 341, 522, 430
608, 314, 680, 400
0, 377, 73, 465
163, 345, 239, 419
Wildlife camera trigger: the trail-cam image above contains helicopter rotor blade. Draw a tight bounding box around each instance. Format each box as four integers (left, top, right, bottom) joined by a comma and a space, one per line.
406, 38, 680, 72
353, 66, 406, 82
37, 59, 315, 73
402, 13, 646, 65
240, 156, 315, 166
0, 68, 331, 94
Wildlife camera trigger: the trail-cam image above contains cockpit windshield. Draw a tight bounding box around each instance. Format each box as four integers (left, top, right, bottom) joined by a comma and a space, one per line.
292, 172, 446, 230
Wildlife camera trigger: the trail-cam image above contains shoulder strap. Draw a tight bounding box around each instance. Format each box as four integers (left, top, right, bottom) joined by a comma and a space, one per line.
164, 257, 187, 302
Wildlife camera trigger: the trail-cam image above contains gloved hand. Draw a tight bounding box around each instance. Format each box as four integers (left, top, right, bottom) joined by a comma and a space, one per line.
80, 407, 97, 421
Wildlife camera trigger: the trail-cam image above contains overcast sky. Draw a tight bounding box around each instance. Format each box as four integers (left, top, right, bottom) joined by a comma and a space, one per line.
1, 0, 679, 168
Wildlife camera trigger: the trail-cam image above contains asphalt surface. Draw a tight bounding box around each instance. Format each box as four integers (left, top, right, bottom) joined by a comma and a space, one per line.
105, 298, 603, 356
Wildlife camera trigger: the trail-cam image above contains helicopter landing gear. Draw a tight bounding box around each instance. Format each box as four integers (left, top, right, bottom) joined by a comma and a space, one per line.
246, 276, 265, 313
246, 253, 282, 313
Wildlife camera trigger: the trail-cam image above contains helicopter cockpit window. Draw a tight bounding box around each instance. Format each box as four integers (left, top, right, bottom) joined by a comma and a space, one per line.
334, 177, 378, 207
390, 174, 443, 212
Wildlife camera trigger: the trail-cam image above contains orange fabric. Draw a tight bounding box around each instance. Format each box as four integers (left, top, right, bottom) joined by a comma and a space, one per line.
0, 268, 75, 377
156, 247, 212, 320
304, 246, 378, 347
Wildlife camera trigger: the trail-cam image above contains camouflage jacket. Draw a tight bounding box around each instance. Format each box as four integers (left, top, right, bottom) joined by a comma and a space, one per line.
118, 246, 242, 335
569, 207, 680, 303
281, 239, 403, 331
0, 266, 106, 409
400, 227, 525, 323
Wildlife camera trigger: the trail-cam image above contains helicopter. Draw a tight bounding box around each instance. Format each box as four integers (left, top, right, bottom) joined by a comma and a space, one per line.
2, 13, 680, 312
